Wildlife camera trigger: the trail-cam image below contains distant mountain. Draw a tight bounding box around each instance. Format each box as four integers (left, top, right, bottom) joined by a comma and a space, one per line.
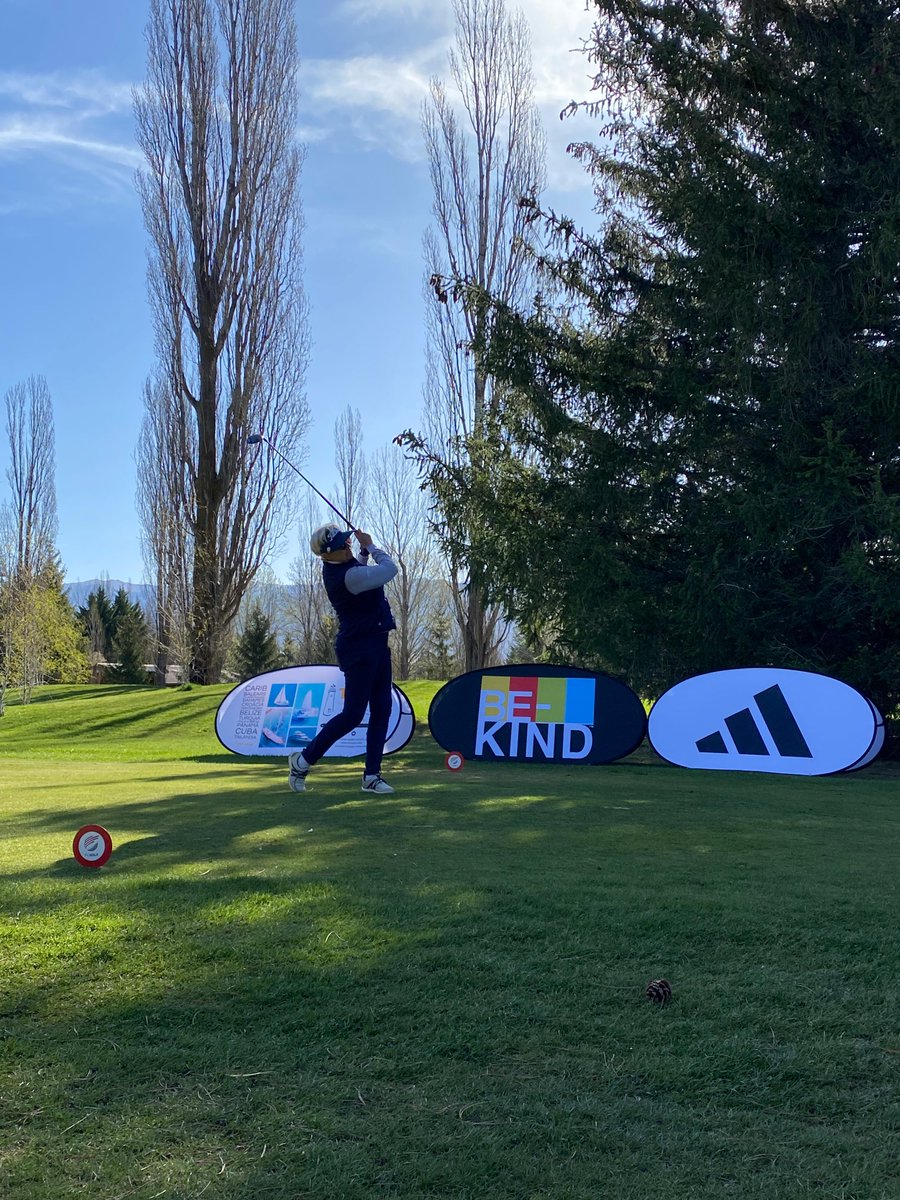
64, 579, 293, 634
66, 579, 157, 618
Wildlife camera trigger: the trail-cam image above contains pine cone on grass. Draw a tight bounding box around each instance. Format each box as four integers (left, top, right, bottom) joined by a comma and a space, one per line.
645, 978, 673, 1005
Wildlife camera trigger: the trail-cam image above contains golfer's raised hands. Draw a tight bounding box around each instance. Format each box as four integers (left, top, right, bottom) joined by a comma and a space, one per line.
354, 529, 374, 550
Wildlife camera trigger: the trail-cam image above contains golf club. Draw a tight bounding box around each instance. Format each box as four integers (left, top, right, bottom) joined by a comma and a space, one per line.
246, 432, 355, 530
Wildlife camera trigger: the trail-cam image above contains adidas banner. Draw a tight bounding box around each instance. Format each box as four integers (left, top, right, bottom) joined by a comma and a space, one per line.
844, 699, 885, 771
428, 665, 647, 765
215, 665, 415, 758
647, 668, 880, 776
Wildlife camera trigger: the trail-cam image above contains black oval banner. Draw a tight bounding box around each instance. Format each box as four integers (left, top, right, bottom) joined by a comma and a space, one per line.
428, 665, 647, 765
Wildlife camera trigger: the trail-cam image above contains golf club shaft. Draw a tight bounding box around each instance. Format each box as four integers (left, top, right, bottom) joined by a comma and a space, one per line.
254, 435, 354, 528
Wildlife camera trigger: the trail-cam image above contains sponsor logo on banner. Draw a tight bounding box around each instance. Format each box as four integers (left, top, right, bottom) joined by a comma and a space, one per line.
648, 668, 879, 775
428, 665, 646, 765
215, 665, 415, 758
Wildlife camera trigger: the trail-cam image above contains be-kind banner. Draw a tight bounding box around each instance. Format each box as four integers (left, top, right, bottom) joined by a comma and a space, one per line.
428, 665, 647, 766
216, 665, 415, 758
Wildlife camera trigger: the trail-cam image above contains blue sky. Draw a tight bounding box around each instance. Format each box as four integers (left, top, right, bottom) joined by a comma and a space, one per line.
0, 0, 600, 584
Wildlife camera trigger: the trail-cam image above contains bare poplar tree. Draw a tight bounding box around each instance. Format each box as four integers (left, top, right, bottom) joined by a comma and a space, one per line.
421, 0, 545, 671
134, 0, 310, 683
0, 505, 16, 712
0, 377, 79, 704
369, 443, 435, 679
333, 406, 367, 527
136, 375, 193, 684
4, 376, 57, 576
287, 491, 336, 664
238, 564, 283, 629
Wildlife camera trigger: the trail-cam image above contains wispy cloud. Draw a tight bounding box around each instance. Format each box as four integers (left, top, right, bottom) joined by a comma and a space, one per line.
0, 118, 141, 167
301, 0, 599, 195
0, 69, 138, 208
301, 43, 444, 163
0, 70, 133, 117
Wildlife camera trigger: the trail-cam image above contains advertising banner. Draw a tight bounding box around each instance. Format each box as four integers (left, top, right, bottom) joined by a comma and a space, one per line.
647, 667, 880, 775
215, 665, 415, 758
428, 665, 647, 765
845, 699, 885, 771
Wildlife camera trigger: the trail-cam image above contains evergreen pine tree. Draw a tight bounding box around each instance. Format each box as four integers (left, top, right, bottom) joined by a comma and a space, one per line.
421, 611, 457, 681
426, 0, 900, 710
279, 633, 301, 668
77, 586, 115, 662
111, 588, 132, 639
309, 613, 339, 666
110, 603, 151, 684
234, 604, 280, 680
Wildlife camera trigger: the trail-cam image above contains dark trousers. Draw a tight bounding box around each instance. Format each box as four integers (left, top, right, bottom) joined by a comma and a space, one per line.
302, 636, 393, 776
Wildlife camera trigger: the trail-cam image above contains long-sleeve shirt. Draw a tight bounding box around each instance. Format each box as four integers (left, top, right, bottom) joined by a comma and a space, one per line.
344, 546, 398, 595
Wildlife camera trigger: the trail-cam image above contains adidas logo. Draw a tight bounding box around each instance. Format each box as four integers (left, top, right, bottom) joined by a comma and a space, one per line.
695, 684, 812, 759
648, 668, 880, 776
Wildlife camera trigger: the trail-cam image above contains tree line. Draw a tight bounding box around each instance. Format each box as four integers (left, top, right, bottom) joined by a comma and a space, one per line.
6, 0, 898, 715
130, 0, 534, 686
0, 370, 477, 689
0, 373, 488, 691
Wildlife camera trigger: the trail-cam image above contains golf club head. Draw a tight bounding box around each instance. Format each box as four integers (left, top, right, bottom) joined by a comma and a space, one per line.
246, 433, 264, 445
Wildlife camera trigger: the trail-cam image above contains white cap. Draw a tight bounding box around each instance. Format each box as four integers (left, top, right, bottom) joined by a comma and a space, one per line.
310, 523, 349, 556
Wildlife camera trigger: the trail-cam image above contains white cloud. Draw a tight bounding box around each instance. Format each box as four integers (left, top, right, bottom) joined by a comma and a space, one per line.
0, 69, 139, 206
303, 51, 437, 120
300, 43, 445, 163
300, 0, 600, 196
0, 118, 141, 169
0, 70, 134, 118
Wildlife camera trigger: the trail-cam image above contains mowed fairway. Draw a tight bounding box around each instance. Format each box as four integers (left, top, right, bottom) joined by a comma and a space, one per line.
1, 686, 898, 1199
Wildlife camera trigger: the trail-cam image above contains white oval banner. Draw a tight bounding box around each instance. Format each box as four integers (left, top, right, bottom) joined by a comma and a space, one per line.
845, 699, 885, 771
216, 665, 415, 758
648, 668, 879, 776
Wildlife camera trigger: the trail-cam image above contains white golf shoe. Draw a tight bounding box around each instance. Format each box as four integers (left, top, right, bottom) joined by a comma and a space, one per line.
361, 773, 395, 795
288, 751, 310, 793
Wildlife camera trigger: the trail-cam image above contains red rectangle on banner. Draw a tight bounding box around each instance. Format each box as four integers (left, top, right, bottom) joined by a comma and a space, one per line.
506, 677, 538, 721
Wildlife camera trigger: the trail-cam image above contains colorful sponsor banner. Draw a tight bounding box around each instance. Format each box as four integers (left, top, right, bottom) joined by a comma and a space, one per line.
215, 665, 415, 758
428, 665, 647, 765
647, 668, 880, 776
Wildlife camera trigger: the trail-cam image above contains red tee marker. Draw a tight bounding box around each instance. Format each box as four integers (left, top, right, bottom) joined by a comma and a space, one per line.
73, 825, 113, 869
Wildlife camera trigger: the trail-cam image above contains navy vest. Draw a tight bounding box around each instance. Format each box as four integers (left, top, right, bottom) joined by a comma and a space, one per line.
322, 559, 396, 641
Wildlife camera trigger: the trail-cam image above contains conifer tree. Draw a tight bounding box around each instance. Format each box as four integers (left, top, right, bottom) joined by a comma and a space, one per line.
233, 604, 280, 680
424, 0, 900, 711
110, 601, 151, 684
77, 587, 115, 662
279, 633, 301, 668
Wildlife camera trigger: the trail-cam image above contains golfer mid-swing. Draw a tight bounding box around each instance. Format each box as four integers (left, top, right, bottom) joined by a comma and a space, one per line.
288, 524, 398, 795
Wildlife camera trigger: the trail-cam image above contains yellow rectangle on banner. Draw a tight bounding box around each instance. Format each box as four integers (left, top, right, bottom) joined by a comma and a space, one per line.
536, 677, 567, 723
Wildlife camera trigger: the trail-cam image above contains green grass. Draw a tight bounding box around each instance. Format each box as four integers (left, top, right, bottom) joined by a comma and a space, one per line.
1, 685, 898, 1199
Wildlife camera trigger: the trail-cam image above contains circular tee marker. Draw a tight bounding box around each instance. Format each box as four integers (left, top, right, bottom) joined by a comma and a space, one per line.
445, 752, 465, 772
73, 825, 113, 869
